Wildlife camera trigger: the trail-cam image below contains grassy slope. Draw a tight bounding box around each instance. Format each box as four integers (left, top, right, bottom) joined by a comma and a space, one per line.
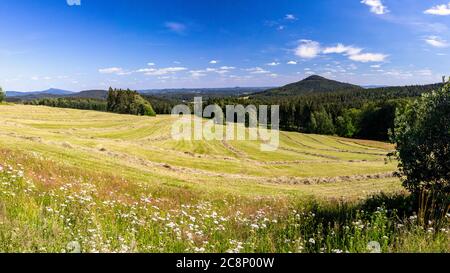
0, 105, 401, 200
6, 105, 446, 253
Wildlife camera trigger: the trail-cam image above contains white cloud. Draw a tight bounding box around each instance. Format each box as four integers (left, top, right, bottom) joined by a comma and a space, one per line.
143, 67, 187, 76
285, 14, 297, 20
67, 0, 81, 6
220, 66, 236, 70
370, 64, 381, 68
348, 53, 388, 62
266, 62, 280, 66
135, 66, 187, 76
209, 60, 219, 64
147, 62, 156, 66
136, 68, 156, 73
424, 3, 450, 16
297, 41, 387, 62
323, 44, 362, 56
424, 36, 449, 48
187, 66, 236, 78
361, 0, 389, 15
99, 67, 124, 74
165, 22, 187, 34
295, 40, 321, 59
287, 61, 297, 65
189, 70, 207, 78
416, 69, 433, 76
245, 67, 271, 74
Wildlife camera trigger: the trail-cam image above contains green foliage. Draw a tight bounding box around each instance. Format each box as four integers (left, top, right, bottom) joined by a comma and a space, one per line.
336, 110, 357, 137
107, 88, 156, 116
392, 79, 450, 195
1, 164, 448, 253
206, 74, 441, 140
308, 108, 335, 135
26, 98, 107, 111
0, 86, 5, 103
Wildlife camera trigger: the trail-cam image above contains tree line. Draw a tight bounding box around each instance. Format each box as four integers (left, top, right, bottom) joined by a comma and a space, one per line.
25, 88, 156, 117
205, 84, 440, 140
25, 98, 107, 111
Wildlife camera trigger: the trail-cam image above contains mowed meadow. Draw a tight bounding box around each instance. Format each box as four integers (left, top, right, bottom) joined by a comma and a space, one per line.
0, 104, 448, 253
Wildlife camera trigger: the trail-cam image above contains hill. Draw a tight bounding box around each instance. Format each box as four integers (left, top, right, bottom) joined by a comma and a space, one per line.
68, 90, 108, 100
6, 88, 73, 97
6, 89, 107, 101
256, 75, 363, 97
0, 104, 398, 197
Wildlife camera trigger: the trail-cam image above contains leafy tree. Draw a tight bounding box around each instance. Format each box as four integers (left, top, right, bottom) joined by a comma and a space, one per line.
391, 78, 450, 196
0, 86, 5, 103
336, 110, 357, 137
107, 88, 156, 116
309, 109, 335, 135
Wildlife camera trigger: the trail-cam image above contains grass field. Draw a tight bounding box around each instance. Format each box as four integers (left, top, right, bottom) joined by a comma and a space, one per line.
0, 104, 448, 253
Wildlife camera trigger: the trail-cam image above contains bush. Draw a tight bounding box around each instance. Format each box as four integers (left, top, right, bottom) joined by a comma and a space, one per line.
391, 78, 450, 196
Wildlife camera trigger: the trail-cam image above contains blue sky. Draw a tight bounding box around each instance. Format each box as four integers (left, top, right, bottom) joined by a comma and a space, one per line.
1, 0, 450, 91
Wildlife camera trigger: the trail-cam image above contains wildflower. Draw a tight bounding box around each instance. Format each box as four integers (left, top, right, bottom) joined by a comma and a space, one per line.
67, 241, 81, 253
194, 247, 206, 253
367, 241, 381, 253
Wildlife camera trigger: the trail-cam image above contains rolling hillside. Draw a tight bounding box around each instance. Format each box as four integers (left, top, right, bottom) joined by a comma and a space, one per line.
0, 104, 399, 198
255, 75, 363, 97
3, 104, 448, 253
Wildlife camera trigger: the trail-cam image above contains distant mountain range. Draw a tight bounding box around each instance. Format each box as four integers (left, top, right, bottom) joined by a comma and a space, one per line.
6, 87, 271, 101
5, 76, 442, 102
6, 88, 74, 97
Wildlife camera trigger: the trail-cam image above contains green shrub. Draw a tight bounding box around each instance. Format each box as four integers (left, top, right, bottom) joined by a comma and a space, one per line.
391, 78, 450, 196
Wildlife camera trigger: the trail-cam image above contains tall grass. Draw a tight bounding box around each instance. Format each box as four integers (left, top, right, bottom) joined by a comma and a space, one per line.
0, 162, 448, 253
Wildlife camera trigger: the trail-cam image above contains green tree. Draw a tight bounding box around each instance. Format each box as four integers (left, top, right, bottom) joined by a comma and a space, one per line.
336, 110, 357, 137
391, 78, 450, 196
107, 88, 156, 116
309, 109, 335, 135
0, 86, 5, 103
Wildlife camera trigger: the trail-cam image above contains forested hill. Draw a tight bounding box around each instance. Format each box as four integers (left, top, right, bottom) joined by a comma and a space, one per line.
252, 75, 442, 100
256, 75, 363, 97
208, 78, 443, 141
